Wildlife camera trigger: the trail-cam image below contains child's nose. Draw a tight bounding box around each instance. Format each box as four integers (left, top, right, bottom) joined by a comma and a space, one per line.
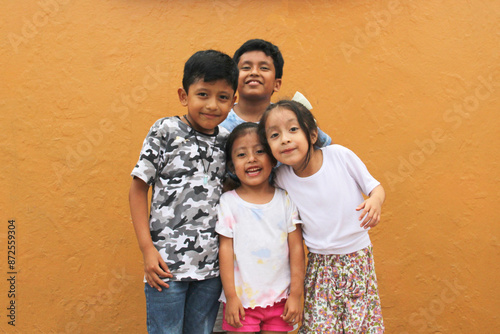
281, 133, 290, 143
206, 97, 217, 110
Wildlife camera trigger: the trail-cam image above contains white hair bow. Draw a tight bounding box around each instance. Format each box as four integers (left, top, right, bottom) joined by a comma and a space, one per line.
292, 91, 313, 110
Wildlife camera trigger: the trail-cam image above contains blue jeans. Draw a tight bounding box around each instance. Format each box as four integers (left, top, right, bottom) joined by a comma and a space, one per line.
144, 277, 222, 334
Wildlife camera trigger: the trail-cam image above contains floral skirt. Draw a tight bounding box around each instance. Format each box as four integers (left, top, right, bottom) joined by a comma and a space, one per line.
299, 245, 384, 334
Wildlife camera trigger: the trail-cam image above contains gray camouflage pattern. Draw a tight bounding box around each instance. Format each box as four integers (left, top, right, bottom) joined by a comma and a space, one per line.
131, 117, 229, 281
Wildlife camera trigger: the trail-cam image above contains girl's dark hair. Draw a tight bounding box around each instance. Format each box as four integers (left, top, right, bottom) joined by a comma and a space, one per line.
224, 122, 276, 191
257, 100, 318, 171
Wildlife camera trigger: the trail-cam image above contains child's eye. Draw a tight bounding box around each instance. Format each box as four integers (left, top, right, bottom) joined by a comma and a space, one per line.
197, 92, 208, 97
256, 149, 265, 154
240, 66, 251, 71
260, 66, 270, 71
290, 127, 299, 132
236, 152, 245, 158
219, 95, 230, 100
269, 133, 278, 139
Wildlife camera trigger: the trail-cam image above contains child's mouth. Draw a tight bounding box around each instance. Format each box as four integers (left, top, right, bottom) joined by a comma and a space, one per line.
245, 167, 262, 176
201, 113, 219, 119
246, 80, 261, 85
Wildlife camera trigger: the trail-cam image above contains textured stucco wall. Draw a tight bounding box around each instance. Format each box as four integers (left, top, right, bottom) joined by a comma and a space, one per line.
1, 0, 499, 333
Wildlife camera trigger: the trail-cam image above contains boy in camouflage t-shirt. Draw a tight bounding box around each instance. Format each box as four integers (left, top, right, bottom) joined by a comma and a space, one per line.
129, 50, 238, 334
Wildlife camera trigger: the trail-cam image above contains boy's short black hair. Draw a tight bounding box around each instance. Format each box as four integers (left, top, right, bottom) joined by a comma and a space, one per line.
233, 39, 284, 79
182, 50, 239, 93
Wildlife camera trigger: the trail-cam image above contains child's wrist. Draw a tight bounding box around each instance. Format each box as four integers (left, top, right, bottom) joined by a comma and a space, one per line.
225, 291, 239, 299
288, 289, 303, 299
140, 243, 157, 254
371, 196, 384, 206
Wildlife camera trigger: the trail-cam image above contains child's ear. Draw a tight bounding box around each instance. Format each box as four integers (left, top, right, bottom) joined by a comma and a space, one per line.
178, 88, 188, 106
273, 78, 282, 93
311, 128, 319, 145
232, 94, 237, 106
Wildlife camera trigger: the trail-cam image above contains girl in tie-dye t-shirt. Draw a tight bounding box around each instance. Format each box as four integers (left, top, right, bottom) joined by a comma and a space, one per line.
216, 122, 305, 333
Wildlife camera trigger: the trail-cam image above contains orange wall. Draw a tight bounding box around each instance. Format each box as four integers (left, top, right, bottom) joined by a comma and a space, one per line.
1, 0, 499, 332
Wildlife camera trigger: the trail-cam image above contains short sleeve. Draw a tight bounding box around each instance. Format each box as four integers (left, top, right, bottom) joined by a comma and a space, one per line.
131, 120, 166, 185
341, 146, 380, 196
216, 195, 235, 238
284, 191, 301, 233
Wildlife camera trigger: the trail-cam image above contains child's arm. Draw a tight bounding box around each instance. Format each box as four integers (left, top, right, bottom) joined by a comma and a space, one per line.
356, 184, 386, 229
129, 177, 172, 291
282, 225, 305, 326
219, 235, 245, 328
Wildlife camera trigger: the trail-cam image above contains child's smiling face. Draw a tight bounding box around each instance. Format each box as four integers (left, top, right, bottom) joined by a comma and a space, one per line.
230, 130, 274, 189
178, 78, 236, 134
236, 50, 282, 101
264, 107, 317, 171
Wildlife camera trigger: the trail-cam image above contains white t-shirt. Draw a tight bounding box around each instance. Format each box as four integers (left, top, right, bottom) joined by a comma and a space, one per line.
275, 145, 380, 255
216, 188, 301, 308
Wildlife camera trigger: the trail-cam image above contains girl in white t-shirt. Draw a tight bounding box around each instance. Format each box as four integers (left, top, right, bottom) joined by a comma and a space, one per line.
216, 122, 305, 333
258, 100, 386, 333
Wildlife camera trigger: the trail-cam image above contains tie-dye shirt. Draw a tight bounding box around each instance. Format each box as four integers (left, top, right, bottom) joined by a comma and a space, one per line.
216, 188, 301, 308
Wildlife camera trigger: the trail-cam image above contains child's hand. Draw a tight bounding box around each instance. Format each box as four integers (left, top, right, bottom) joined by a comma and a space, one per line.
282, 295, 303, 326
143, 246, 172, 291
356, 197, 382, 229
356, 185, 385, 229
225, 296, 245, 328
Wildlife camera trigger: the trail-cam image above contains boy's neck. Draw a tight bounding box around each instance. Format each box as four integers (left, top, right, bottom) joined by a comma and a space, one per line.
233, 98, 272, 123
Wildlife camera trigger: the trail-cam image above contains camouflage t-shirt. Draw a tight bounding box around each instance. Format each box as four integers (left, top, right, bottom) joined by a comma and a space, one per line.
131, 116, 229, 281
